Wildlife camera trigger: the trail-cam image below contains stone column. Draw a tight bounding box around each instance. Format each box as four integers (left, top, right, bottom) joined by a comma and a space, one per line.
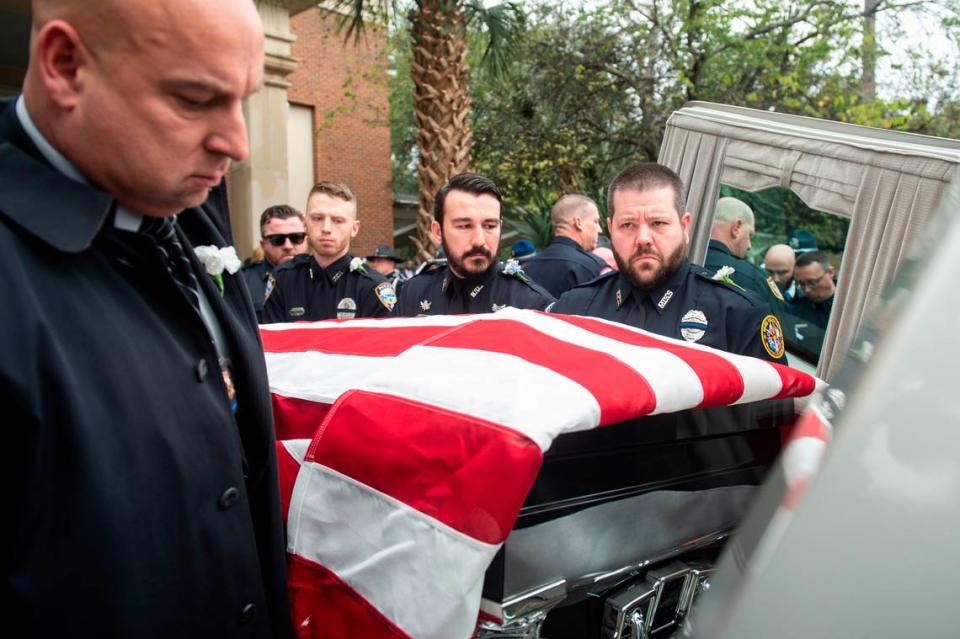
229, 2, 300, 259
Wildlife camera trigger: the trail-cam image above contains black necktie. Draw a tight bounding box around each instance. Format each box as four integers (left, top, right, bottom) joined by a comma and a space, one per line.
140, 216, 201, 314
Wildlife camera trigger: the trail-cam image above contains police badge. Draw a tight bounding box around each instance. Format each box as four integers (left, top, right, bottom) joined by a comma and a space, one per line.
336, 297, 357, 319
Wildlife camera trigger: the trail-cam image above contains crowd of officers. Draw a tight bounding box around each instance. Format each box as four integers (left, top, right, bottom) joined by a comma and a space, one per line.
4, 1, 807, 635
243, 163, 789, 363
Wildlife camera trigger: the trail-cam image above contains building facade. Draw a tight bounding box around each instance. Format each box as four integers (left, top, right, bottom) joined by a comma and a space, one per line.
0, 0, 393, 261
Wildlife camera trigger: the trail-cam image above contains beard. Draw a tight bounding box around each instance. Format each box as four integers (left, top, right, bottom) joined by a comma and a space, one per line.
444, 237, 498, 280
615, 239, 686, 292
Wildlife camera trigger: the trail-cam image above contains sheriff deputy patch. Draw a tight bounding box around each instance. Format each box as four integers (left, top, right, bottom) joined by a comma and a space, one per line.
761, 314, 785, 359
375, 282, 397, 311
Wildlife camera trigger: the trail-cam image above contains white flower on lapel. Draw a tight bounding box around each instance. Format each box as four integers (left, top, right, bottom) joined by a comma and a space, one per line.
349, 257, 367, 273
194, 245, 242, 294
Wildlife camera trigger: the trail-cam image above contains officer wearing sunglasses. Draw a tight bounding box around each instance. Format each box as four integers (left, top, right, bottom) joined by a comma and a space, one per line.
240, 204, 308, 321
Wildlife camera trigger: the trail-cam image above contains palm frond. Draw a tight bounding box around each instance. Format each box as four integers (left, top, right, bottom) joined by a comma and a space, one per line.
327, 0, 392, 42
462, 1, 525, 77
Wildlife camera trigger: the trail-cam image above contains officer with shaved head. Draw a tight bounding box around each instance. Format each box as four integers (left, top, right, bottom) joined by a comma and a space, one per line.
522, 193, 607, 297
1, 1, 289, 635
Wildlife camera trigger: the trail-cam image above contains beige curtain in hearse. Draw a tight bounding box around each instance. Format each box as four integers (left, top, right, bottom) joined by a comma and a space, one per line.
659, 102, 960, 381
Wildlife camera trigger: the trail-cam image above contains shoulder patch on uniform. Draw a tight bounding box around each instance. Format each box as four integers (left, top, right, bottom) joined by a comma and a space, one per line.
766, 276, 785, 302
374, 281, 397, 311
761, 314, 785, 359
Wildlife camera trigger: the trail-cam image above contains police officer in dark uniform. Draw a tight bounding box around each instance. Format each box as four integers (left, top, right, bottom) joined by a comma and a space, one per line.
397, 173, 554, 316
240, 204, 307, 320
703, 196, 786, 313
262, 181, 395, 322
522, 193, 607, 298
366, 243, 407, 290
552, 163, 785, 362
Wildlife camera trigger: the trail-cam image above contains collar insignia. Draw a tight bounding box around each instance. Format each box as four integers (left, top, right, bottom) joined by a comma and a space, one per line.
331, 270, 344, 283
616, 288, 623, 308
470, 285, 484, 298
657, 290, 674, 310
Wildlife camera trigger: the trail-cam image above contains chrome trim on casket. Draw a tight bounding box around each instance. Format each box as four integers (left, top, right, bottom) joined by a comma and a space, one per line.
601, 560, 714, 639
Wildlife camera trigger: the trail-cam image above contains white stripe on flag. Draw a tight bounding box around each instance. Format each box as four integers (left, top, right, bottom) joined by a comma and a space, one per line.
287, 460, 500, 639
266, 351, 389, 403
260, 314, 479, 333
496, 311, 707, 412
712, 350, 785, 404
361, 345, 601, 451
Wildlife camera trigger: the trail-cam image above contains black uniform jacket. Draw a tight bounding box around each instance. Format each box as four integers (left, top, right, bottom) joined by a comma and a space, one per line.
396, 261, 555, 316
552, 259, 785, 362
0, 101, 290, 637
241, 258, 271, 321
521, 236, 606, 298
262, 252, 395, 323
704, 239, 785, 311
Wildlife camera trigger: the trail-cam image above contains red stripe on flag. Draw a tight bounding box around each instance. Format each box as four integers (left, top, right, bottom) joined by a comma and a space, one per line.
288, 554, 411, 639
788, 406, 831, 444
771, 366, 819, 401
426, 319, 657, 423
261, 324, 450, 357
307, 390, 544, 545
276, 441, 302, 525
556, 314, 747, 405
272, 394, 333, 441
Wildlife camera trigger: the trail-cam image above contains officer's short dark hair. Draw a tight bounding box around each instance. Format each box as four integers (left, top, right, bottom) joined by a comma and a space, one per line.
259, 204, 303, 236
796, 250, 831, 271
608, 162, 686, 218
433, 173, 503, 225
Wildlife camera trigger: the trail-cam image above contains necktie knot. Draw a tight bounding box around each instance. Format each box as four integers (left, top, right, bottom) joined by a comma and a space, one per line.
140, 216, 201, 314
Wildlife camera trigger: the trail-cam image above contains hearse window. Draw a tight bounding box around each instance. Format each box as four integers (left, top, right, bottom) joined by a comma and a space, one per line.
717, 185, 851, 367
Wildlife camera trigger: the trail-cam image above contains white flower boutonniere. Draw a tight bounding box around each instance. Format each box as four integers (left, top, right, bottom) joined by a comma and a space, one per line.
195, 245, 242, 295
350, 257, 368, 274
503, 259, 522, 276
711, 265, 743, 290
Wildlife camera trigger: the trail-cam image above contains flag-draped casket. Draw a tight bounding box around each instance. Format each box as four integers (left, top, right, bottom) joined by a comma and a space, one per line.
261, 309, 820, 638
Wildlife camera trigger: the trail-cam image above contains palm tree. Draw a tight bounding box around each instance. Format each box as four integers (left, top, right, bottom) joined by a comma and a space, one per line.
333, 0, 521, 261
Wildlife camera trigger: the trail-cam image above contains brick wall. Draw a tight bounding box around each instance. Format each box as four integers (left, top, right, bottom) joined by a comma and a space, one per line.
288, 8, 393, 259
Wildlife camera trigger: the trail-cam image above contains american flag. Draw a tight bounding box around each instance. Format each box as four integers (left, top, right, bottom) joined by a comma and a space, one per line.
262, 308, 821, 638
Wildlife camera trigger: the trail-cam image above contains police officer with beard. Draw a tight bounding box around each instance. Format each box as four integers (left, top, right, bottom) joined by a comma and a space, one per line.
397, 173, 554, 316
552, 163, 785, 362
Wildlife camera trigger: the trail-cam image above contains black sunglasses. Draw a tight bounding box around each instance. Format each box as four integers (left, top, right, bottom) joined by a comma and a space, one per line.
264, 233, 307, 247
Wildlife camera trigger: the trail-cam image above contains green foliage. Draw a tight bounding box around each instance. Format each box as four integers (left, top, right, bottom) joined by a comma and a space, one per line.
388, 0, 960, 212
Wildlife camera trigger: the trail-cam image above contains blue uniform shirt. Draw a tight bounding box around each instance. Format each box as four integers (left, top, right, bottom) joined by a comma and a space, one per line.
397, 261, 555, 316
522, 236, 607, 298
262, 253, 396, 322
551, 259, 786, 362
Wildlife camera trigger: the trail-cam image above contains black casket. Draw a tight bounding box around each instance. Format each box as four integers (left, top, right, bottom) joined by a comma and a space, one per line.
478, 400, 792, 638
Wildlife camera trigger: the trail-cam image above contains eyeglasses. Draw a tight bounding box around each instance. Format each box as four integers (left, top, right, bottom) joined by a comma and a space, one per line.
796, 271, 830, 289
264, 233, 307, 247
